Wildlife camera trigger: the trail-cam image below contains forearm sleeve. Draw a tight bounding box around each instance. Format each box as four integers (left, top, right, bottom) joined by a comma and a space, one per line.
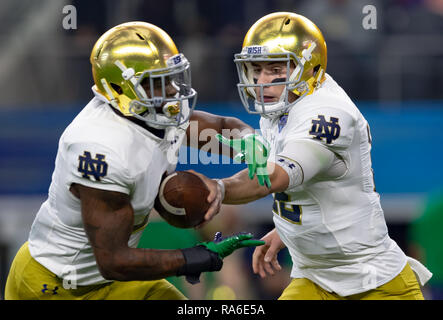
275, 140, 336, 189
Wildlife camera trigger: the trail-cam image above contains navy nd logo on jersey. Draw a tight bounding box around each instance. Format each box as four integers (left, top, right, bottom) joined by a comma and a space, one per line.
78, 151, 108, 181
309, 115, 341, 144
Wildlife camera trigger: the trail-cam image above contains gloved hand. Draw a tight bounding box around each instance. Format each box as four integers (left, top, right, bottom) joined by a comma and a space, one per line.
202, 231, 266, 258
216, 133, 271, 188
178, 232, 265, 284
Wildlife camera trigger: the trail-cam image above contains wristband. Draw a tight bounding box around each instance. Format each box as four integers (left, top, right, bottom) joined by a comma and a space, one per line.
177, 246, 223, 284
215, 179, 225, 201
275, 156, 304, 188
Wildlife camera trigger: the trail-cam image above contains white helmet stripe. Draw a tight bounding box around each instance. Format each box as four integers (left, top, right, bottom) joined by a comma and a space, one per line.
114, 60, 148, 99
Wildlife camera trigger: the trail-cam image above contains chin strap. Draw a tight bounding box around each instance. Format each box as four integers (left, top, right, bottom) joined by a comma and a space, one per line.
313, 67, 325, 89
100, 79, 120, 109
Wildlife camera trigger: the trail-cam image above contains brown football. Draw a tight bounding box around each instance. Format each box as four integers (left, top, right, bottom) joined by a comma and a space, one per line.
154, 171, 210, 228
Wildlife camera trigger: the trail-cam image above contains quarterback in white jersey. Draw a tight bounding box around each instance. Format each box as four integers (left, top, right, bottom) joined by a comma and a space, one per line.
5, 22, 266, 300
209, 12, 432, 299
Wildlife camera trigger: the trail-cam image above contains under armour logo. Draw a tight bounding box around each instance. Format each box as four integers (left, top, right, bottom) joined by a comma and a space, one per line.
42, 284, 59, 295
78, 151, 108, 181
309, 115, 341, 144
278, 158, 296, 169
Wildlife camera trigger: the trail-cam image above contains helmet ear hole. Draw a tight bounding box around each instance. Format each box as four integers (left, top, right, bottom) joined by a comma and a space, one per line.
110, 83, 123, 94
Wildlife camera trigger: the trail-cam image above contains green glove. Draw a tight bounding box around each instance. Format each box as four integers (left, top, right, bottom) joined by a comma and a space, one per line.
216, 133, 271, 188
200, 232, 265, 259
178, 232, 265, 284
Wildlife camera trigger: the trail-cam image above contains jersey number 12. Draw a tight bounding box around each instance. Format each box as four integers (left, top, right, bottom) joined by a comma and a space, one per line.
272, 192, 302, 224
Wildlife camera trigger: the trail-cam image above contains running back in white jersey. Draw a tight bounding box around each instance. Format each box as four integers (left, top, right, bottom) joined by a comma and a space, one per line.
28, 90, 189, 286
260, 74, 409, 296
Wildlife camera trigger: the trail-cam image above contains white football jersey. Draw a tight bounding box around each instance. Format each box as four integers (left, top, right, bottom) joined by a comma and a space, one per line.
28, 88, 189, 286
261, 74, 417, 296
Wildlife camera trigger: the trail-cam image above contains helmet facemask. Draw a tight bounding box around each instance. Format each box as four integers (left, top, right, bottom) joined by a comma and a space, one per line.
234, 43, 318, 119
103, 54, 197, 129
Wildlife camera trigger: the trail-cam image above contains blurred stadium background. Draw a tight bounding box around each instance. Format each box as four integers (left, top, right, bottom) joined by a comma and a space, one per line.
1, 0, 443, 300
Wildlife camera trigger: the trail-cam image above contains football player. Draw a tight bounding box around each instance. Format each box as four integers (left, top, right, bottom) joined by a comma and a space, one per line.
4, 22, 265, 300
208, 12, 433, 299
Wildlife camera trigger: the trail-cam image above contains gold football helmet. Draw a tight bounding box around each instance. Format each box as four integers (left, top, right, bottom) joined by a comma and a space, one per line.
90, 21, 197, 128
234, 12, 327, 117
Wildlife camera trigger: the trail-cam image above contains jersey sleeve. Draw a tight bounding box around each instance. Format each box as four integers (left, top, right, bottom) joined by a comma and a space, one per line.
64, 141, 133, 195
283, 106, 356, 152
